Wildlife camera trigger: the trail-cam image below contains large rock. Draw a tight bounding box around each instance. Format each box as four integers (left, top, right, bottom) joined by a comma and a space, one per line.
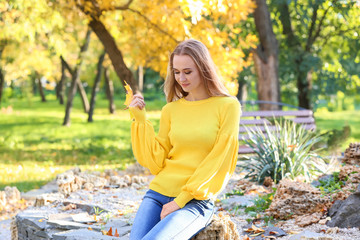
327, 184, 360, 228
192, 213, 240, 240
266, 179, 330, 220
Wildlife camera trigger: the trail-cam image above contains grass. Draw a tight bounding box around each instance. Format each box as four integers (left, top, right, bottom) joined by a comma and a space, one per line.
0, 94, 359, 192
0, 94, 165, 192
314, 109, 360, 151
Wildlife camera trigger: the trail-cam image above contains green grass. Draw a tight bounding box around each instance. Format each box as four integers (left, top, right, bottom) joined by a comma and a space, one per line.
0, 94, 164, 192
314, 109, 360, 151
0, 94, 359, 192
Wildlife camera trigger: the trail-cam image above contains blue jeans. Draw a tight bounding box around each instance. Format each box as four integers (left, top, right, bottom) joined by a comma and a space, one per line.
130, 189, 214, 240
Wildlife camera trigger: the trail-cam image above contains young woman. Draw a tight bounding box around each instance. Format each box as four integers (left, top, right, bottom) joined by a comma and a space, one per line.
128, 39, 241, 240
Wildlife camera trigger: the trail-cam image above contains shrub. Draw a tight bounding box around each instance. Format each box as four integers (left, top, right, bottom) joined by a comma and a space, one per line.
238, 119, 325, 184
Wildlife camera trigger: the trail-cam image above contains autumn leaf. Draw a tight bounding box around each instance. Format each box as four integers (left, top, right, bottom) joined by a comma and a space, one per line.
269, 231, 278, 235
88, 227, 93, 231
38, 219, 45, 222
106, 227, 113, 236
123, 82, 133, 109
114, 229, 119, 237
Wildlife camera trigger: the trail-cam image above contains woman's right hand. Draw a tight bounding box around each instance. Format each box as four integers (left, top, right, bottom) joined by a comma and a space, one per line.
129, 93, 146, 110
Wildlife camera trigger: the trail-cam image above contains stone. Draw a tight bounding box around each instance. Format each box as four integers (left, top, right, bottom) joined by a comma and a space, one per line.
22, 181, 58, 200
343, 142, 360, 165
192, 213, 240, 240
47, 219, 101, 231
104, 218, 130, 229
62, 201, 108, 215
4, 186, 21, 204
327, 186, 360, 228
266, 179, 330, 219
241, 224, 286, 239
71, 212, 96, 223
221, 195, 254, 210
295, 212, 322, 227
52, 229, 119, 240
289, 230, 333, 240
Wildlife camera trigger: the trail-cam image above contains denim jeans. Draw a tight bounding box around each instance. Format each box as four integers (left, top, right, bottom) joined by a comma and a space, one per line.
130, 189, 214, 240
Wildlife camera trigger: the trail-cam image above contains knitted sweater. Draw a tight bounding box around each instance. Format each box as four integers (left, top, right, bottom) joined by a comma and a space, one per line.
129, 96, 241, 208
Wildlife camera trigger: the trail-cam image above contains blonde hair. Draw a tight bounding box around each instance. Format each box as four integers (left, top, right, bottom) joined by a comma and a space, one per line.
164, 39, 230, 102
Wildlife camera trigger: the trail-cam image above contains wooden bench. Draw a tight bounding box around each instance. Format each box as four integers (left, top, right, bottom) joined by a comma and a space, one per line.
238, 110, 316, 154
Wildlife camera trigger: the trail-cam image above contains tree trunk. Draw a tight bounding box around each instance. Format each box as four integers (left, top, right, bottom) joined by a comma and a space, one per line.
36, 72, 46, 102
253, 0, 280, 110
138, 65, 144, 93
297, 69, 312, 109
104, 67, 115, 114
0, 67, 4, 106
236, 80, 248, 102
88, 18, 139, 93
63, 29, 91, 126
88, 52, 106, 122
77, 79, 90, 113
57, 56, 66, 105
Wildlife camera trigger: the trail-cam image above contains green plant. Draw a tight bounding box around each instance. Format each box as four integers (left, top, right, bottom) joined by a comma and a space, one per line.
238, 119, 325, 184
316, 172, 347, 195
225, 189, 244, 198
244, 191, 276, 225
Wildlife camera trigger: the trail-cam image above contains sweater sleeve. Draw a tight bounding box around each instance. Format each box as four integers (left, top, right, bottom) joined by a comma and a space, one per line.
174, 99, 241, 208
130, 106, 171, 175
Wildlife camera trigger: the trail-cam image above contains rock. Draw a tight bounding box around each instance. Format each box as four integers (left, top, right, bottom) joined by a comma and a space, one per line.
295, 212, 322, 227
192, 213, 240, 240
221, 195, 254, 210
266, 179, 330, 219
289, 230, 332, 240
52, 229, 121, 240
4, 186, 21, 204
241, 224, 286, 239
22, 181, 58, 200
327, 184, 360, 228
343, 142, 360, 165
263, 176, 274, 187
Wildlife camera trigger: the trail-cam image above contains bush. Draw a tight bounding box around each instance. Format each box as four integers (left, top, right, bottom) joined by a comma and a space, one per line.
238, 119, 325, 184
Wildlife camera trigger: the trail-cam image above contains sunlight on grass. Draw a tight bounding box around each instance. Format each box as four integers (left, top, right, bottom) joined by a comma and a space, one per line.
0, 96, 163, 192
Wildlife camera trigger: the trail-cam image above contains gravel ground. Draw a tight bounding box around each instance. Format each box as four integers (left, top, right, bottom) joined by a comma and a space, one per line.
2, 168, 360, 239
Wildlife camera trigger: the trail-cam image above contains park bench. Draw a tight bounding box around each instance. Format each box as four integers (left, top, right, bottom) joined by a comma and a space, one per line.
238, 101, 316, 155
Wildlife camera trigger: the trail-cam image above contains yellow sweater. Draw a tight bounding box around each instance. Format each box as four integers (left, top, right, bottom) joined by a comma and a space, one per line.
129, 96, 241, 208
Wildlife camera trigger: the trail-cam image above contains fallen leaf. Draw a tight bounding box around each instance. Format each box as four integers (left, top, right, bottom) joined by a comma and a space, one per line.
269, 231, 278, 235
114, 228, 119, 237
38, 219, 45, 222
107, 227, 113, 236
88, 227, 93, 231
264, 236, 277, 239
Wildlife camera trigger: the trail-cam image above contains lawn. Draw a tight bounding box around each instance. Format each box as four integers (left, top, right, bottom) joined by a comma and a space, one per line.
0, 95, 359, 192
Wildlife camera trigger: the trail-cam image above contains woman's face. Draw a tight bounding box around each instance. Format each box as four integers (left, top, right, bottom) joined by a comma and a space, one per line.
173, 54, 205, 95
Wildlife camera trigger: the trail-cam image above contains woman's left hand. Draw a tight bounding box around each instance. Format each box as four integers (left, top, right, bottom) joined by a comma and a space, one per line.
160, 201, 180, 220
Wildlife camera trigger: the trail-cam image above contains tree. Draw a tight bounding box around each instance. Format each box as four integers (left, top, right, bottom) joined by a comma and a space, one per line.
51, 0, 257, 97
252, 0, 280, 110
272, 0, 360, 109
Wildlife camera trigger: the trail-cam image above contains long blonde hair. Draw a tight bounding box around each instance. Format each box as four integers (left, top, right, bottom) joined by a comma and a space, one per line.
164, 39, 230, 102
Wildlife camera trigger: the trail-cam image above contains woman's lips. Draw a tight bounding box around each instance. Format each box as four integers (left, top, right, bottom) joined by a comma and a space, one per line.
181, 83, 190, 87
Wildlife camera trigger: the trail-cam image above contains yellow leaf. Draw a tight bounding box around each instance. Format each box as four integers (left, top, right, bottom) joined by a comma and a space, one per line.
124, 82, 133, 107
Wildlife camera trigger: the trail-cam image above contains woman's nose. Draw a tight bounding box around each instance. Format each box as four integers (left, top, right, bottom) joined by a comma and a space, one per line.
179, 72, 186, 82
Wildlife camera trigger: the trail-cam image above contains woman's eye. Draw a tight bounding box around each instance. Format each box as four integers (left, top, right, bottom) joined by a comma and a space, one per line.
185, 71, 191, 75
174, 71, 180, 75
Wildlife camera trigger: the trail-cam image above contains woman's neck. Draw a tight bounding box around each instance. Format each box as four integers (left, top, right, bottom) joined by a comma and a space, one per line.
185, 92, 210, 101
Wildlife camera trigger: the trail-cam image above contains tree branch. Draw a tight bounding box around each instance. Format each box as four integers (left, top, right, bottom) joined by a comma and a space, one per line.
114, 0, 134, 10
127, 8, 179, 44
305, 2, 319, 52
312, 5, 331, 44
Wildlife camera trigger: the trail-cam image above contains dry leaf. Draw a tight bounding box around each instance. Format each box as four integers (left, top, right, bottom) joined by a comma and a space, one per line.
38, 219, 45, 222
107, 227, 113, 236
88, 227, 93, 231
114, 228, 119, 237
101, 230, 107, 235
269, 231, 278, 235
